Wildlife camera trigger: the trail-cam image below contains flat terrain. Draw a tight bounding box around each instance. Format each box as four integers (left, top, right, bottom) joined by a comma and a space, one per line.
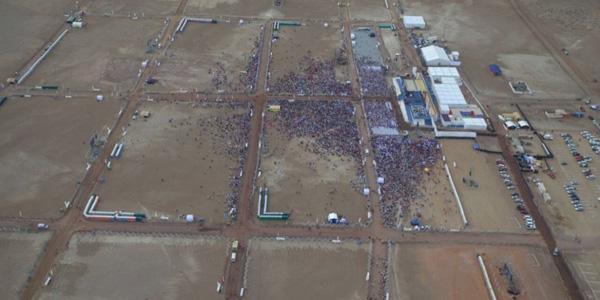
185, 0, 340, 20
389, 243, 568, 300
244, 238, 370, 300
149, 22, 263, 94
441, 139, 528, 232
0, 97, 122, 219
564, 251, 600, 300
0, 0, 76, 82
521, 0, 600, 84
38, 233, 228, 300
404, 0, 582, 99
27, 17, 165, 91
267, 24, 351, 95
257, 101, 367, 225
0, 231, 53, 300
87, 0, 181, 15
92, 101, 251, 224
348, 0, 390, 21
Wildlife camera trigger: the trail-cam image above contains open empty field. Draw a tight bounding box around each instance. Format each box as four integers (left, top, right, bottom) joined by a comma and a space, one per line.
87, 0, 181, 15
0, 97, 122, 219
257, 100, 366, 225
39, 233, 228, 300
26, 17, 165, 91
244, 238, 370, 300
521, 0, 600, 85
267, 24, 352, 95
185, 0, 340, 20
516, 101, 599, 133
0, 0, 76, 81
149, 22, 263, 94
441, 139, 528, 232
389, 243, 568, 300
348, 0, 390, 21
0, 231, 53, 300
404, 0, 582, 99
92, 101, 251, 224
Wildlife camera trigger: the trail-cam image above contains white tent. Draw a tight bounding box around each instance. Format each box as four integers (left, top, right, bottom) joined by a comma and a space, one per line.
186, 214, 194, 222
505, 121, 517, 129
421, 46, 450, 66
463, 118, 488, 131
328, 213, 339, 222
403, 16, 426, 29
518, 120, 530, 128
428, 67, 461, 84
432, 81, 467, 108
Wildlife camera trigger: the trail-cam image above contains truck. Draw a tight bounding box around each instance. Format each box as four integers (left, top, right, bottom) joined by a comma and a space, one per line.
231, 239, 239, 262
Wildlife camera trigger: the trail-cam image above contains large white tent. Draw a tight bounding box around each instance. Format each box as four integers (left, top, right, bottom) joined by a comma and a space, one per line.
403, 16, 426, 29
432, 81, 468, 108
421, 46, 450, 66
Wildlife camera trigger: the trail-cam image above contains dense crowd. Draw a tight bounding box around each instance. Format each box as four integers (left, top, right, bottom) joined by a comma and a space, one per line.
371, 136, 440, 226
193, 102, 252, 216
364, 101, 397, 134
268, 57, 352, 96
264, 100, 364, 181
356, 57, 389, 97
243, 29, 264, 93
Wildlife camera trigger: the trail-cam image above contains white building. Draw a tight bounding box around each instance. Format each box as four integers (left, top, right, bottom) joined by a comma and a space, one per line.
428, 67, 461, 85
421, 45, 450, 66
403, 16, 426, 29
431, 81, 467, 108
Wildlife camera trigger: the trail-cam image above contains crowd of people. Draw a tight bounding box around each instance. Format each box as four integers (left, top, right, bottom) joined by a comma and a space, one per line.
264, 100, 365, 182
192, 101, 252, 217
356, 57, 389, 97
243, 30, 264, 93
364, 101, 397, 134
371, 136, 440, 226
268, 56, 352, 96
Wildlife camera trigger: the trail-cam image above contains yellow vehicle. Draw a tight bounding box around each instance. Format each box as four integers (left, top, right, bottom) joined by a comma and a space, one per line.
232, 240, 239, 252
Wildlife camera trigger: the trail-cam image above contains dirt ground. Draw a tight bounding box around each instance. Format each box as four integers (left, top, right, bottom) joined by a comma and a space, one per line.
440, 139, 528, 232
257, 102, 367, 225
404, 0, 582, 99
86, 0, 181, 15
348, 0, 390, 21
92, 101, 251, 224
27, 17, 165, 91
521, 0, 600, 84
267, 24, 351, 94
0, 0, 78, 82
389, 243, 568, 300
244, 238, 370, 300
516, 101, 599, 133
149, 22, 263, 94
380, 28, 406, 75
184, 0, 341, 20
563, 251, 600, 300
0, 231, 53, 300
0, 97, 122, 219
38, 233, 228, 300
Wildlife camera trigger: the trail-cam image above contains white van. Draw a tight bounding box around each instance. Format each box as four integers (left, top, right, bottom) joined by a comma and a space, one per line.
231, 252, 237, 262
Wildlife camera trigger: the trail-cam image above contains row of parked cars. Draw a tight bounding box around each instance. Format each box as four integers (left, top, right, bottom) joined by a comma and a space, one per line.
561, 133, 595, 180
581, 131, 600, 155
497, 159, 515, 190
496, 159, 536, 230
564, 183, 585, 211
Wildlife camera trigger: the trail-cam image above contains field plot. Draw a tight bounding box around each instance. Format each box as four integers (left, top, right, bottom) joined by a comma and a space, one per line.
0, 0, 76, 81
185, 0, 340, 20
389, 243, 568, 300
258, 100, 367, 225
521, 0, 600, 84
149, 22, 263, 94
244, 238, 370, 300
39, 233, 228, 300
379, 27, 406, 74
368, 131, 461, 229
404, 0, 581, 99
441, 139, 527, 232
0, 231, 52, 300
267, 24, 351, 96
87, 0, 181, 15
564, 251, 600, 300
93, 101, 251, 224
348, 0, 390, 21
0, 97, 122, 219
27, 17, 165, 91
